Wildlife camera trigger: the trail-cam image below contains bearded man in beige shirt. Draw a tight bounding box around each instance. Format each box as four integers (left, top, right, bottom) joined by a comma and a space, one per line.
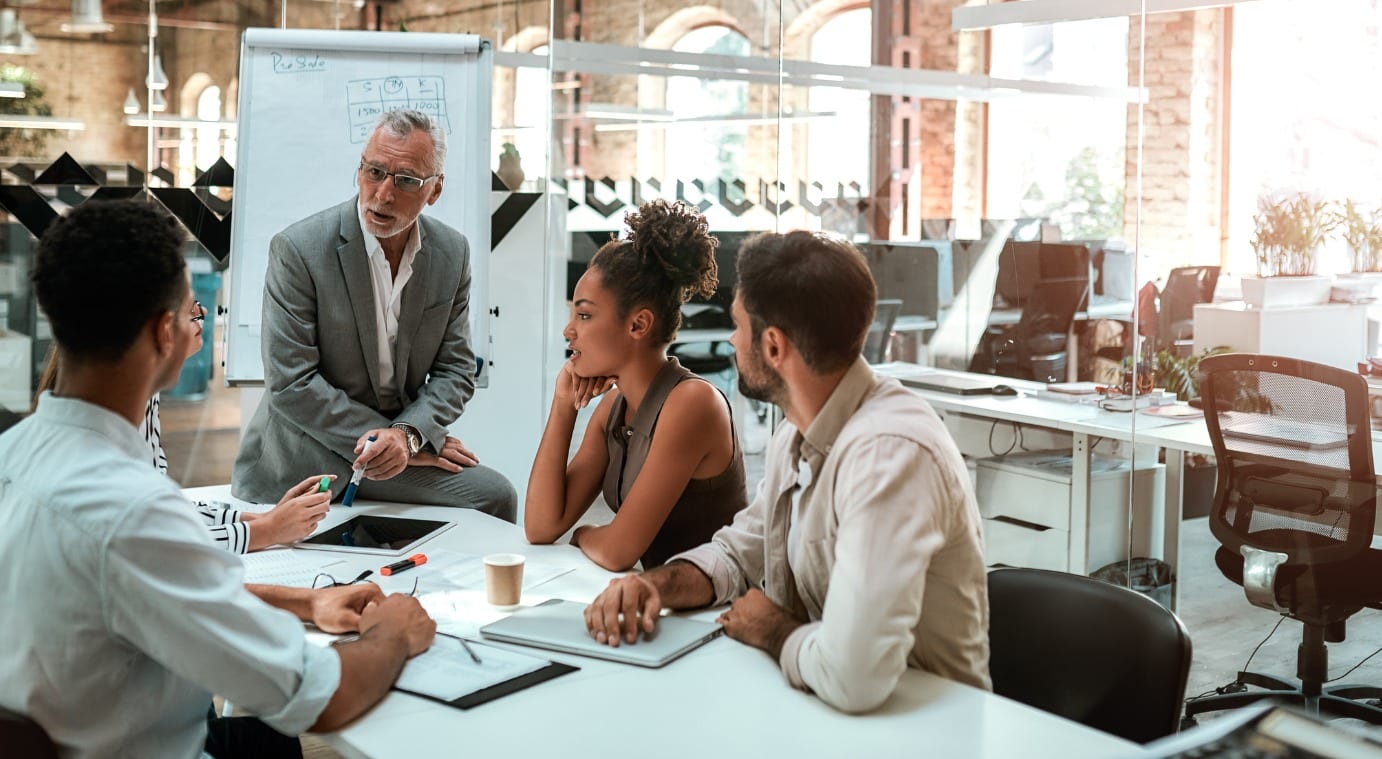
584, 229, 990, 713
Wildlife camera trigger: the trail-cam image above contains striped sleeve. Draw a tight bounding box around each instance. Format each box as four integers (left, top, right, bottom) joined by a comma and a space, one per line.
193, 501, 251, 554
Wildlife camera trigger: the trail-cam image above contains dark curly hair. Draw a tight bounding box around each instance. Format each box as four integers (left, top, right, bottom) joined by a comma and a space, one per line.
32, 199, 186, 363
587, 199, 718, 345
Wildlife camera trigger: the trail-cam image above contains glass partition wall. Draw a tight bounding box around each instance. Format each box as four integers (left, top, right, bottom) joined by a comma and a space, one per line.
3, 0, 1382, 729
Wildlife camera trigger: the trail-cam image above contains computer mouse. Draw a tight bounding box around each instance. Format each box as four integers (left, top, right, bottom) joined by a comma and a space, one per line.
991, 384, 1019, 397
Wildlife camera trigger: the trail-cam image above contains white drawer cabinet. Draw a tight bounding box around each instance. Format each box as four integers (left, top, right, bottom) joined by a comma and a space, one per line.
975, 450, 1163, 575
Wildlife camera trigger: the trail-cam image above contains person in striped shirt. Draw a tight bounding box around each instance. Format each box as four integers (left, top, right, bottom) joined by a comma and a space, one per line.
35, 310, 331, 554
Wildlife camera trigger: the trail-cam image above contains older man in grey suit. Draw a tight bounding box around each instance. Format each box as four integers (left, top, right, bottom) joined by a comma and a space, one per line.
234, 109, 517, 521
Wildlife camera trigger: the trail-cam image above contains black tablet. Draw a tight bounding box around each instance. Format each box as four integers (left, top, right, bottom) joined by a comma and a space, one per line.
297, 514, 454, 556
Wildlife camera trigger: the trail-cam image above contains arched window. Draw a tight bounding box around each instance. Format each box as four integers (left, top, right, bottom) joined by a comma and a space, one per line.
806, 8, 871, 191
175, 78, 224, 185
664, 26, 751, 185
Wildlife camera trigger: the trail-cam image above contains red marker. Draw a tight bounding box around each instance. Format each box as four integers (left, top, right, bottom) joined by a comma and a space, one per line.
381, 553, 428, 576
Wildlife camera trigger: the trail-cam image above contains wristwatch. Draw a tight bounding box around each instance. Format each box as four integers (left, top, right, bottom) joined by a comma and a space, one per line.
392, 423, 423, 458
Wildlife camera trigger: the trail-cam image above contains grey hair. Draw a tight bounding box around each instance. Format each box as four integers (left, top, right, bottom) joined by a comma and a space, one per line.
372, 109, 447, 175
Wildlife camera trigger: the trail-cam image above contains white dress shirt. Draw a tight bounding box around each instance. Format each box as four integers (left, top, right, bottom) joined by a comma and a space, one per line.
357, 201, 421, 407
0, 393, 340, 759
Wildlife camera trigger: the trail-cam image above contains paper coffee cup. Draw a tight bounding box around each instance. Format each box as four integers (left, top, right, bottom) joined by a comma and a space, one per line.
484, 553, 525, 606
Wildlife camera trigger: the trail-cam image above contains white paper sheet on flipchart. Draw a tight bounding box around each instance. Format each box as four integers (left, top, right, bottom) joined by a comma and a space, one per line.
242, 551, 326, 588
411, 549, 575, 595
418, 588, 556, 638
394, 634, 549, 702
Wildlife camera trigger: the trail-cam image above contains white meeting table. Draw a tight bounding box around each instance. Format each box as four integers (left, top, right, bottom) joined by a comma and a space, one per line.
186, 485, 1146, 759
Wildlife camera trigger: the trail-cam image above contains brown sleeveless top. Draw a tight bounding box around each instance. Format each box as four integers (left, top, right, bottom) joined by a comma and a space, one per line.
602, 357, 748, 568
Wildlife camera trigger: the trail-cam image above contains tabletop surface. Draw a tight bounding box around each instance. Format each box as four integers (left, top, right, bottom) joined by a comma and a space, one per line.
185, 485, 1148, 759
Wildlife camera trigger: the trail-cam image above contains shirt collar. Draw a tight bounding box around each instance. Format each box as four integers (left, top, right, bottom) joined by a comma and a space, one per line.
33, 392, 149, 461
356, 200, 424, 262
796, 357, 876, 468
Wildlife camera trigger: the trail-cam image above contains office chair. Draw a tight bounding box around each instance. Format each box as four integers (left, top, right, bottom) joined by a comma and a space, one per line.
988, 567, 1192, 744
668, 303, 736, 395
1183, 354, 1382, 727
1158, 266, 1219, 356
971, 277, 1087, 382
864, 299, 902, 364
0, 707, 58, 759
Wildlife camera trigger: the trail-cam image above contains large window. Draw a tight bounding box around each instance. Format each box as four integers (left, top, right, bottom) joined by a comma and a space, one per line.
987, 18, 1129, 241
1227, 0, 1382, 275
664, 25, 752, 185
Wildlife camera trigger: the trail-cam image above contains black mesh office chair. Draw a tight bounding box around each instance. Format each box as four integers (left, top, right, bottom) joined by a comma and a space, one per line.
864, 299, 901, 364
988, 568, 1192, 744
1158, 265, 1219, 355
1183, 354, 1382, 726
971, 277, 1088, 382
669, 303, 735, 393
0, 707, 58, 759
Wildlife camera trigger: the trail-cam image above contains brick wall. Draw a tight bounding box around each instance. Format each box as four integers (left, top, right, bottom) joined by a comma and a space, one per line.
1125, 10, 1223, 278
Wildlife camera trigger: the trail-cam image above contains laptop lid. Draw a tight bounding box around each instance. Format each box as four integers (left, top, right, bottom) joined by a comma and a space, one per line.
479, 599, 722, 668
899, 374, 996, 395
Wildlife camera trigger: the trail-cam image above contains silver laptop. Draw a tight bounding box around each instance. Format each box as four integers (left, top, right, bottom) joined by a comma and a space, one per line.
479, 599, 722, 668
899, 373, 997, 395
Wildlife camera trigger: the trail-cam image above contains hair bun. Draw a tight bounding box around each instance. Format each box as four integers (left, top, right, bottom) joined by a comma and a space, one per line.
625, 199, 718, 301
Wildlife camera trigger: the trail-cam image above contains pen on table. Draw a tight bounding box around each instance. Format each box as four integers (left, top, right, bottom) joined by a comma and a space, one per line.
380, 553, 427, 576
341, 435, 376, 506
458, 638, 483, 664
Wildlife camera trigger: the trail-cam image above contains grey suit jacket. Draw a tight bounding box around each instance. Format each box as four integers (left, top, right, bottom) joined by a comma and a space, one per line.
233, 198, 476, 503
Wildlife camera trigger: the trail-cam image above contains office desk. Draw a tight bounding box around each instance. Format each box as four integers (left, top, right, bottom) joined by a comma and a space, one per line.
185, 486, 1145, 759
880, 367, 1189, 601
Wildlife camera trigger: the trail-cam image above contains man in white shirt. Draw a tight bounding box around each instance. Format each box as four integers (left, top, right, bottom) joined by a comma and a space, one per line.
585, 231, 990, 713
0, 199, 436, 758
233, 108, 517, 521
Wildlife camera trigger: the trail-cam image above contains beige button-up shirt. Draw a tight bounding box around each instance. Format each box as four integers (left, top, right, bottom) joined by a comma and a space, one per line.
672, 358, 990, 712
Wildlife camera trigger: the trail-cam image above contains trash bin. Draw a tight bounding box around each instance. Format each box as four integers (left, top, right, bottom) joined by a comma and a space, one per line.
166, 261, 221, 401
1092, 557, 1174, 610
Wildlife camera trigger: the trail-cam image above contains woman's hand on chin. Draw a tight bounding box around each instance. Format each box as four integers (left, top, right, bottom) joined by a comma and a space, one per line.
556, 358, 615, 410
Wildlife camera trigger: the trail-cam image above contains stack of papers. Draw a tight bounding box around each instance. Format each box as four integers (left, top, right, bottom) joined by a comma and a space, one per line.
395, 635, 548, 702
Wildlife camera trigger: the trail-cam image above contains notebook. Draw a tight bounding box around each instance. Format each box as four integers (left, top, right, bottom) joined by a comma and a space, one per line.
479, 599, 722, 668
898, 374, 997, 396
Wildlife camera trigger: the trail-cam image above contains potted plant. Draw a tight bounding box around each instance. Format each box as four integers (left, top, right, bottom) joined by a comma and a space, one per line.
1243, 192, 1337, 308
1135, 347, 1224, 519
497, 142, 525, 191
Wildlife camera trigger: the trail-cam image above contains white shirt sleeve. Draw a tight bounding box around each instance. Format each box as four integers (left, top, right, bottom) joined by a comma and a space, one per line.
101, 489, 339, 734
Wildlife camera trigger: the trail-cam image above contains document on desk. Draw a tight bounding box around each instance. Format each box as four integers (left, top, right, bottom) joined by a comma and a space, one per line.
241, 550, 323, 587
394, 634, 551, 703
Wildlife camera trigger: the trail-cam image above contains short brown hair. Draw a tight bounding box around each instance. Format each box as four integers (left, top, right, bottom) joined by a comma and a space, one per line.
588, 200, 718, 345
736, 230, 875, 373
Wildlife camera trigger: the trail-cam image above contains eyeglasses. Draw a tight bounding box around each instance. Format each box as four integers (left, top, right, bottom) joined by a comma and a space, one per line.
358, 161, 438, 193
191, 301, 206, 325
312, 570, 416, 597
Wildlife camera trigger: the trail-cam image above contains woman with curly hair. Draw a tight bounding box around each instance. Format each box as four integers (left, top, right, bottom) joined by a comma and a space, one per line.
524, 200, 747, 571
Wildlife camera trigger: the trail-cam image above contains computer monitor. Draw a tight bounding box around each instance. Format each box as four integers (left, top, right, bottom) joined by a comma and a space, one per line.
995, 241, 1043, 308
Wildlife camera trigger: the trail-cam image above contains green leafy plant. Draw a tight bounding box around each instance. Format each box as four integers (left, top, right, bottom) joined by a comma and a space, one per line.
1333, 199, 1382, 272
0, 64, 52, 157
500, 142, 520, 159
1251, 192, 1338, 277
1134, 347, 1226, 403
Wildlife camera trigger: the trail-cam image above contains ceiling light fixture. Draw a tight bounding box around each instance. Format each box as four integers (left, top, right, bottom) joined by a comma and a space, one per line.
147, 54, 169, 91
952, 0, 1260, 31
123, 89, 140, 114
61, 0, 114, 33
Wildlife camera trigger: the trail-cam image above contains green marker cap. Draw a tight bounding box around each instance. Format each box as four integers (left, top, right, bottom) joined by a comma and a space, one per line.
316, 476, 332, 493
